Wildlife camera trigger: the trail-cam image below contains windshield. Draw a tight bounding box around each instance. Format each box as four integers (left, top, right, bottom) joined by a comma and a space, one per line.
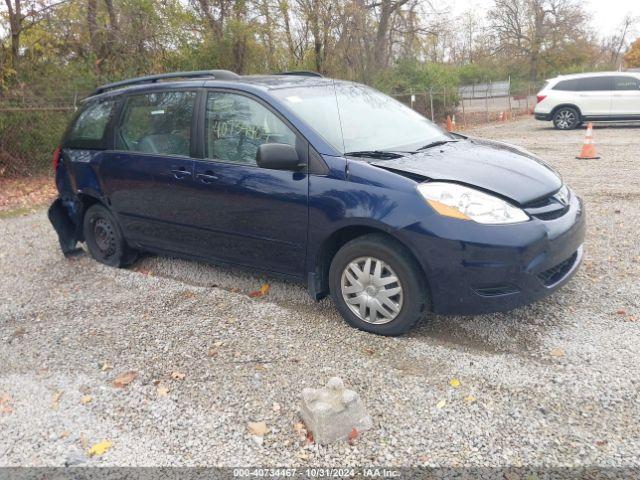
272, 82, 449, 154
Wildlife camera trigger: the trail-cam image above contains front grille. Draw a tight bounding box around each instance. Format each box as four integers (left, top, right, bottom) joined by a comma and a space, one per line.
537, 251, 578, 286
524, 187, 571, 220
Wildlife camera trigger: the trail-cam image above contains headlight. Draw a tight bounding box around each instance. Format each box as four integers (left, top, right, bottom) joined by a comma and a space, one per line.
417, 182, 529, 224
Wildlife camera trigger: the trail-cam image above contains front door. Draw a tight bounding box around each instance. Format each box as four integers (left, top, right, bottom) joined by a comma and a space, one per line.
190, 90, 309, 277
99, 90, 199, 253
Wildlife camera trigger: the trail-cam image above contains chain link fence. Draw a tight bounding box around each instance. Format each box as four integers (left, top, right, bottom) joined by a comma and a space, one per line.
391, 80, 540, 129
0, 104, 75, 178
0, 80, 541, 180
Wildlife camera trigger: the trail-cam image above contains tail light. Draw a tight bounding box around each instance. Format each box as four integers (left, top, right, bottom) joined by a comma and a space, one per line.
536, 95, 547, 104
52, 145, 62, 171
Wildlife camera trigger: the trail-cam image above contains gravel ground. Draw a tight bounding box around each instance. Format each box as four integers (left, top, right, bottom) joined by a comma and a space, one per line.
1, 118, 639, 468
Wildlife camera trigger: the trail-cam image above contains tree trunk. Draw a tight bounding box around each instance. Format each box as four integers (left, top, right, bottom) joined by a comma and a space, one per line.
4, 0, 23, 67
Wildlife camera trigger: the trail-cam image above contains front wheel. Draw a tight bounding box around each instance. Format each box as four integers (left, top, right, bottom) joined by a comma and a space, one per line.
552, 107, 580, 130
329, 234, 429, 336
83, 204, 137, 267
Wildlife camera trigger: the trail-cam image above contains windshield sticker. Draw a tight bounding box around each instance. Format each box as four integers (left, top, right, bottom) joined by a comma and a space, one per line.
286, 96, 303, 103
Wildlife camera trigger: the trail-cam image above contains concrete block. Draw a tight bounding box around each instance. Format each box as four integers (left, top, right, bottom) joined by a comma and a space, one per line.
300, 377, 373, 444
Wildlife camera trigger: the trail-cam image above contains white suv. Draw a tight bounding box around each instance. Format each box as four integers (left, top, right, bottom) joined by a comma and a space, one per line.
534, 72, 640, 129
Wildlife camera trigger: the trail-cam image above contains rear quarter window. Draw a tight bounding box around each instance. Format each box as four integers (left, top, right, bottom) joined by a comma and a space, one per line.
65, 100, 116, 149
553, 79, 580, 91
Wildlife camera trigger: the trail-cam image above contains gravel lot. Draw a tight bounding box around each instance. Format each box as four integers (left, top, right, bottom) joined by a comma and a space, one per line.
1, 118, 639, 468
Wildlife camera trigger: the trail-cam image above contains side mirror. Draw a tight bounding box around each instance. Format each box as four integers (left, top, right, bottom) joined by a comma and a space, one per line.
256, 143, 302, 171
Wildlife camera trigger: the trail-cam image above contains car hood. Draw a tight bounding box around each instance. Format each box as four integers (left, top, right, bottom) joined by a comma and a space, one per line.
371, 138, 562, 205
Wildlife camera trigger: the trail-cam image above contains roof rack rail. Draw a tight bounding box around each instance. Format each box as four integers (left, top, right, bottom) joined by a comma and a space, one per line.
276, 70, 324, 78
91, 70, 240, 96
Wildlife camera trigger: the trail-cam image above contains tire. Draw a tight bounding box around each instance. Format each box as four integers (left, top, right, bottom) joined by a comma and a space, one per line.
552, 107, 580, 130
329, 233, 429, 336
83, 204, 136, 267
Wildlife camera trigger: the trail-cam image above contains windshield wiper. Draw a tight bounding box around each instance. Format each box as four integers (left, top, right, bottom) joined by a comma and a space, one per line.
417, 139, 459, 151
344, 150, 405, 159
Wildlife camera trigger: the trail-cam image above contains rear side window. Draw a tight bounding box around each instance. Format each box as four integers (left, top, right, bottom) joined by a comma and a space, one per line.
614, 76, 640, 90
116, 91, 196, 156
553, 79, 580, 91
66, 100, 115, 149
576, 77, 612, 91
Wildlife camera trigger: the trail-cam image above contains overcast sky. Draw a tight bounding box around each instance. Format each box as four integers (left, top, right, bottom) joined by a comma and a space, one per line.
450, 0, 640, 37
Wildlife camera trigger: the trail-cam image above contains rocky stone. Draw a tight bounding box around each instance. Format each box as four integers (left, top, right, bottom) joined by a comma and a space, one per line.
300, 377, 372, 444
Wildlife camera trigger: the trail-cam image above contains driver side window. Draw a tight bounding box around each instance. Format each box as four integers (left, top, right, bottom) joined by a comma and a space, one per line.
205, 92, 296, 165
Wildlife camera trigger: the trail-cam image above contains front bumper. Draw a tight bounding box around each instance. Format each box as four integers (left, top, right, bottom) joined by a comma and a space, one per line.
535, 113, 552, 121
398, 193, 586, 315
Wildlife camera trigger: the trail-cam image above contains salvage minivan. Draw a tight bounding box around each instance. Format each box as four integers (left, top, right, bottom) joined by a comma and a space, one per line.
49, 70, 585, 335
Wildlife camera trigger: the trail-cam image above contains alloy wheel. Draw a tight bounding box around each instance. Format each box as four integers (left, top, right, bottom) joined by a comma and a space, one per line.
340, 256, 403, 324
555, 109, 577, 129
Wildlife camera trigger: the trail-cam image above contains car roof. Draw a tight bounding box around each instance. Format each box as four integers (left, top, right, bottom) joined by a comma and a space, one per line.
547, 71, 640, 82
85, 72, 338, 103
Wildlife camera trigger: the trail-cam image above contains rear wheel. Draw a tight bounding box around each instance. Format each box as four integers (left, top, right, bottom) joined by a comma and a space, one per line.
552, 107, 580, 130
329, 234, 428, 336
83, 204, 136, 267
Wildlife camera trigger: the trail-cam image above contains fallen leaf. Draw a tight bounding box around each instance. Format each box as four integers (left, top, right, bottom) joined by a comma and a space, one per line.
363, 347, 376, 355
87, 440, 112, 457
464, 395, 477, 404
99, 362, 113, 372
347, 427, 358, 445
436, 399, 446, 409
59, 431, 70, 439
80, 395, 92, 405
207, 347, 219, 357
248, 283, 270, 298
112, 371, 137, 388
293, 422, 306, 434
157, 384, 170, 397
550, 347, 565, 358
0, 393, 11, 405
449, 378, 461, 388
595, 439, 608, 447
306, 430, 315, 444
171, 371, 186, 381
616, 309, 627, 316
52, 391, 63, 407
248, 421, 269, 436
182, 290, 196, 299
272, 402, 281, 413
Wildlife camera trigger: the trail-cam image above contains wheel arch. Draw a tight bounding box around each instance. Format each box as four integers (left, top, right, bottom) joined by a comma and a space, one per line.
309, 224, 431, 304
551, 103, 583, 119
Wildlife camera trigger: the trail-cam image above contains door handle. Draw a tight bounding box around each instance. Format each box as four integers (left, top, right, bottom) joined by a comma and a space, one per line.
171, 168, 191, 179
196, 172, 218, 184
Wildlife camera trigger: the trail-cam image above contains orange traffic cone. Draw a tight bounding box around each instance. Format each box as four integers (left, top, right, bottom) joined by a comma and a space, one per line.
445, 115, 453, 132
576, 123, 600, 159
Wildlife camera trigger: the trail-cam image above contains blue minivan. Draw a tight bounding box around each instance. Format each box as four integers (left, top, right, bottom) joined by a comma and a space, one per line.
49, 70, 585, 335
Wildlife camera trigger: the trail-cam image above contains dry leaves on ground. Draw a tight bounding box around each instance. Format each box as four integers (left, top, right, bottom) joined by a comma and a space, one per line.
0, 177, 57, 212
112, 371, 137, 388
248, 283, 270, 298
170, 371, 186, 381
550, 347, 565, 358
0, 393, 13, 414
247, 421, 269, 436
87, 440, 113, 457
